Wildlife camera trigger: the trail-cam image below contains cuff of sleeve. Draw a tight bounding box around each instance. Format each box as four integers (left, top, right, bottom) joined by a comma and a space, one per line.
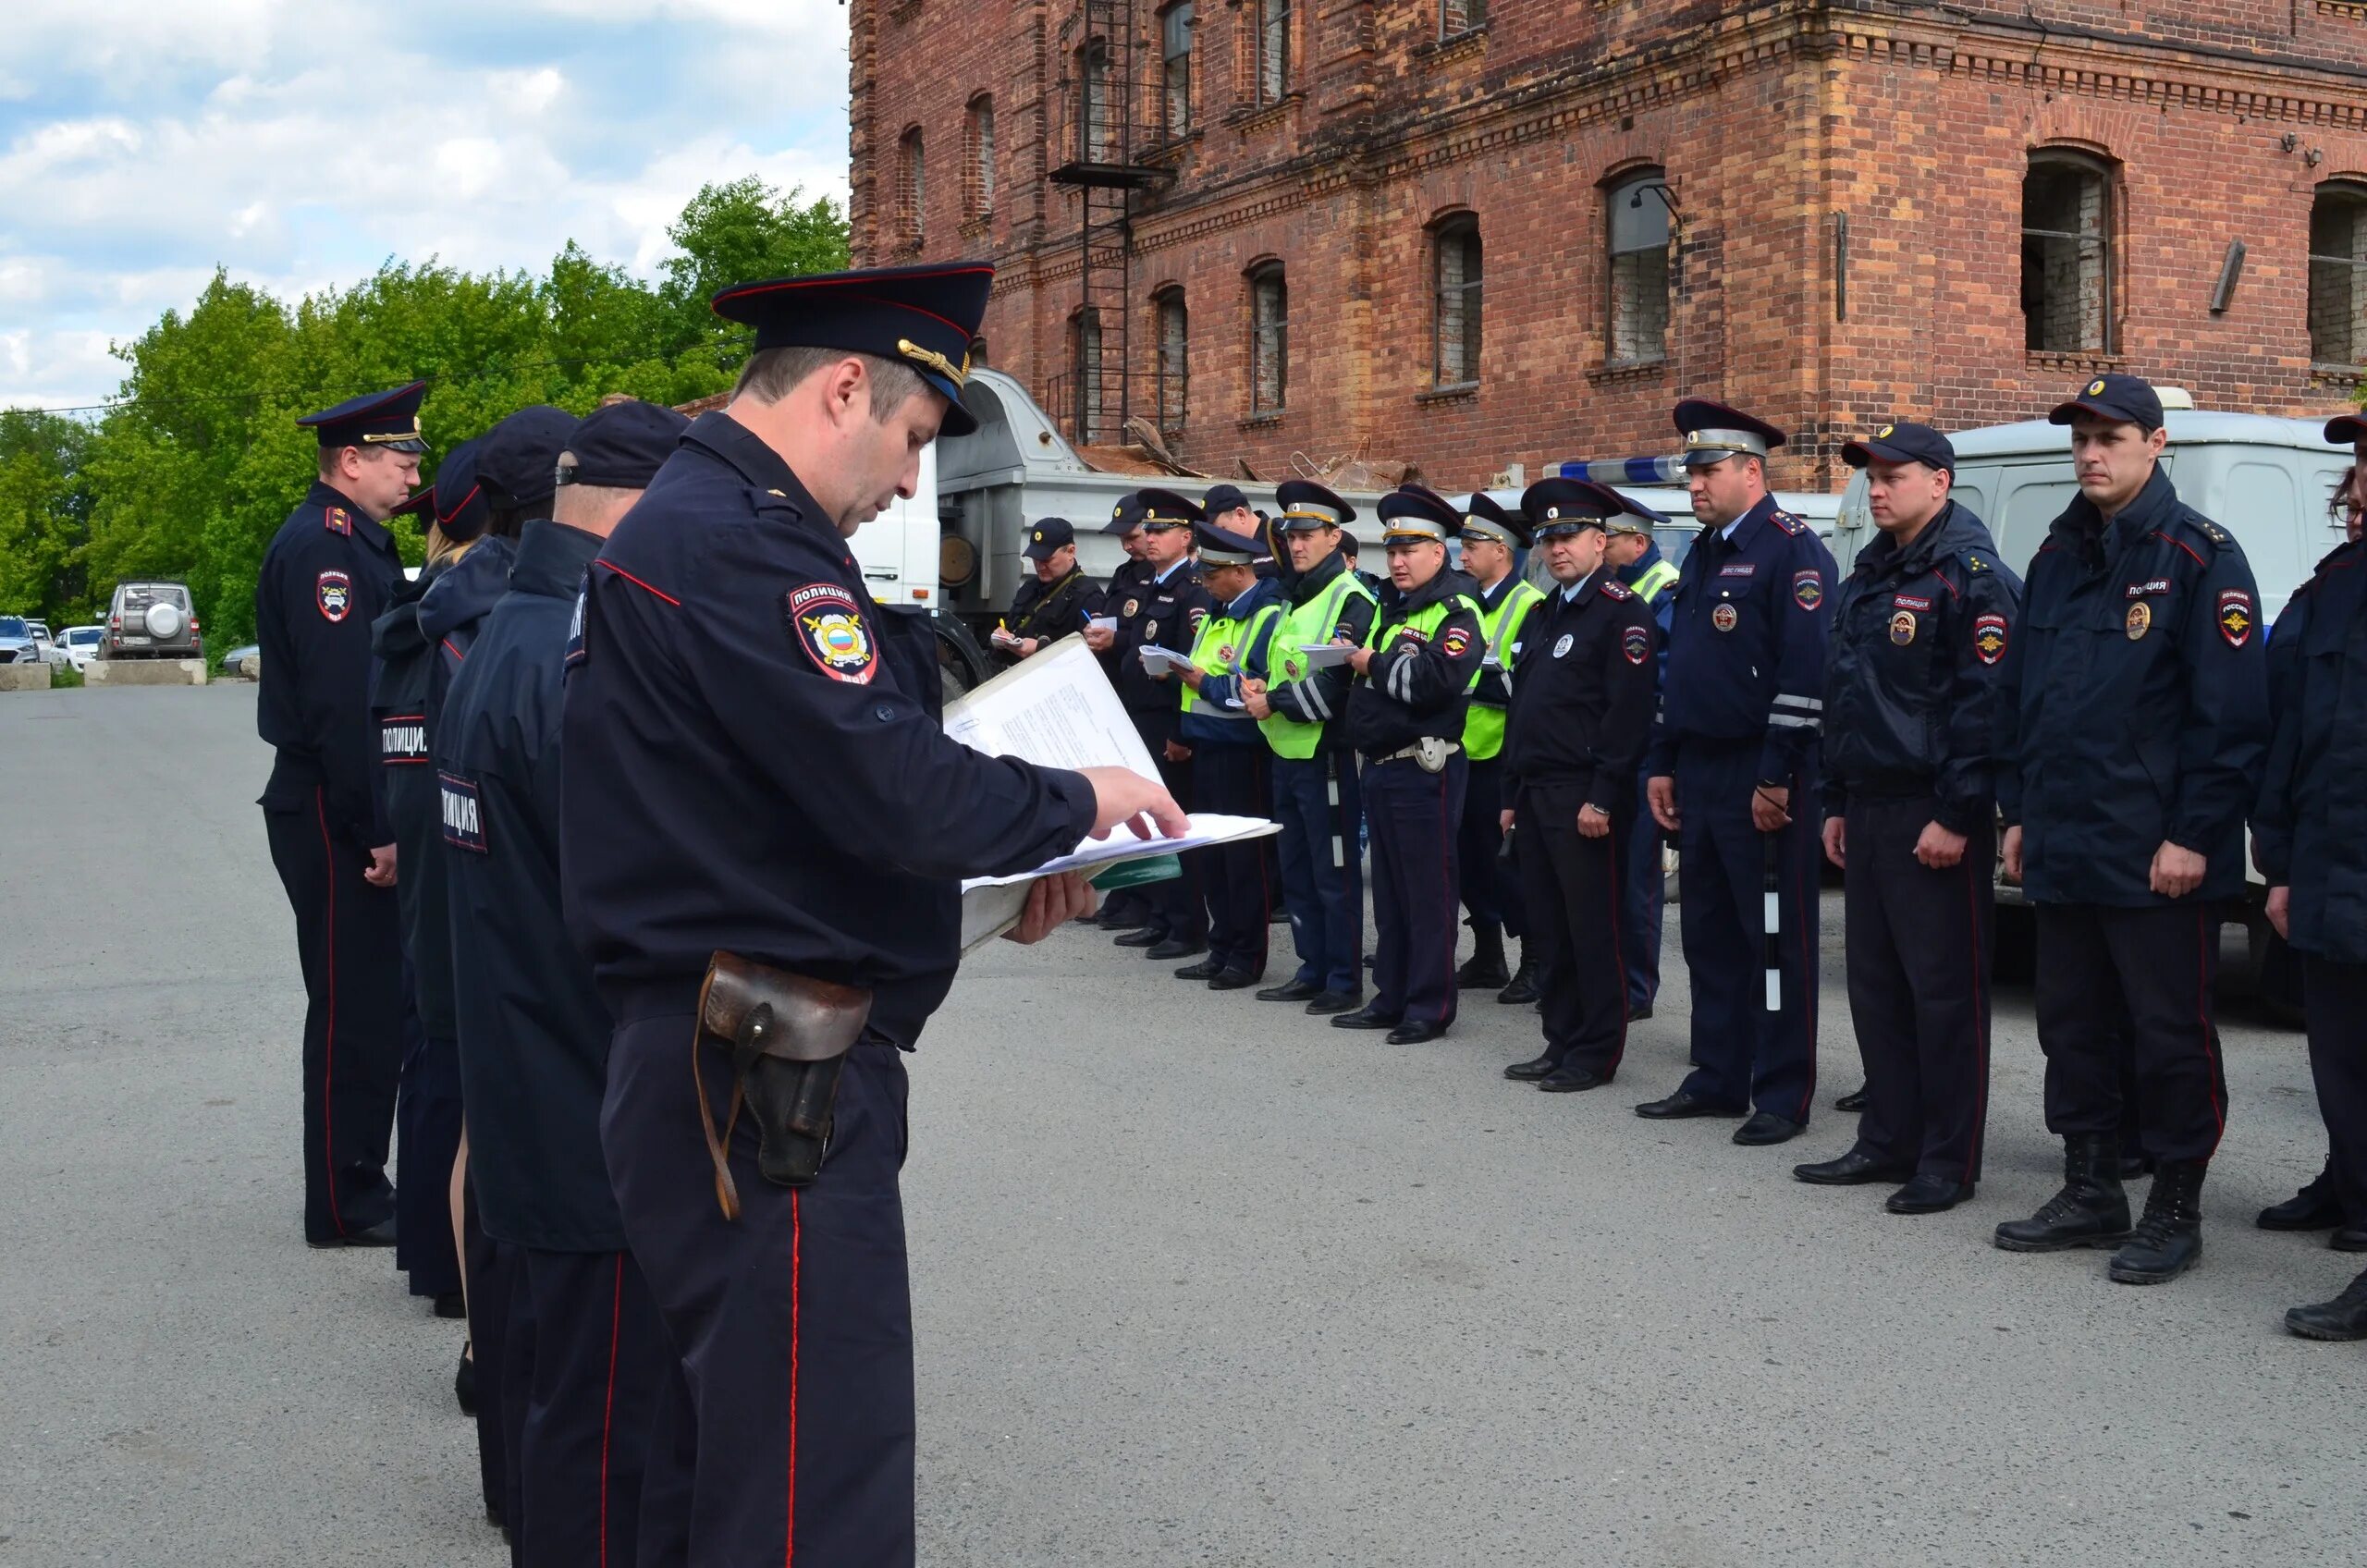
1045, 768, 1099, 846
1932, 799, 1984, 838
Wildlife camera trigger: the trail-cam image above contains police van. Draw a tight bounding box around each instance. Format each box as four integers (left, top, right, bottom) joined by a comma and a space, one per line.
1832, 396, 2353, 1010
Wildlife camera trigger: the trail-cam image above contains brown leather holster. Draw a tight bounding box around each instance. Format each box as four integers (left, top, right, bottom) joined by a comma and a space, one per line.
692, 952, 873, 1220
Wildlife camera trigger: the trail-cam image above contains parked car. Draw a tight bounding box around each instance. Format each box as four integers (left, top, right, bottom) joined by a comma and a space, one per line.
218, 643, 262, 680
101, 581, 203, 661
23, 619, 67, 666
57, 625, 104, 670
0, 615, 40, 664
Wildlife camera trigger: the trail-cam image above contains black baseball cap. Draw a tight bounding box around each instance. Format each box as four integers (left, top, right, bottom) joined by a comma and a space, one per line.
1842, 420, 1956, 473
2049, 373, 2165, 433
2326, 410, 2366, 447
1202, 483, 1249, 516
559, 399, 689, 490
1023, 517, 1075, 560
476, 405, 580, 510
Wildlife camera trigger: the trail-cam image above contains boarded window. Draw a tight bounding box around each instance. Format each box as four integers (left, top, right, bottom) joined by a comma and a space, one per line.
897, 127, 925, 245
1607, 170, 1670, 363
964, 97, 995, 215
1071, 309, 1104, 445
1434, 216, 1482, 386
2022, 154, 2113, 354
1081, 41, 1111, 162
1258, 0, 1290, 105
1251, 265, 1287, 413
1156, 290, 1189, 435
2310, 182, 2367, 367
1162, 5, 1195, 139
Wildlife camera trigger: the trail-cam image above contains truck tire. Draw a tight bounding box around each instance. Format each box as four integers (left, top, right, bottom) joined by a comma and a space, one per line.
144, 602, 184, 641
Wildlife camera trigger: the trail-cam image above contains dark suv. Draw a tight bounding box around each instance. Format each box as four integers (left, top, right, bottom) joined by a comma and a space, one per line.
103, 581, 203, 661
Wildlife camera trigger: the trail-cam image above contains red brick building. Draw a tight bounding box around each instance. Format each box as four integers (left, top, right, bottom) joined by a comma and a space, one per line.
846, 1, 2367, 490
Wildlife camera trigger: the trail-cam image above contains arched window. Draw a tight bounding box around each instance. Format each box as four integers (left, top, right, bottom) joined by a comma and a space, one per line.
1432, 214, 1482, 386
1257, 0, 1291, 106
1070, 308, 1104, 444
2022, 152, 2114, 353
964, 96, 995, 215
2310, 181, 2367, 367
1249, 263, 1288, 413
1161, 4, 1196, 139
1155, 288, 1189, 435
1607, 168, 1670, 364
1080, 40, 1112, 162
969, 336, 989, 370
897, 126, 925, 247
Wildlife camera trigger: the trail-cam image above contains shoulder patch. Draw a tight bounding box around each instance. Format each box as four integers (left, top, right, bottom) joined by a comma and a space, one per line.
1622, 624, 1650, 667
1600, 579, 1635, 600
2217, 588, 2254, 647
1791, 570, 1824, 611
1973, 613, 2009, 666
1441, 624, 1474, 659
1770, 509, 1806, 536
325, 506, 352, 535
379, 713, 428, 765
785, 582, 877, 684
315, 570, 353, 622
439, 771, 487, 854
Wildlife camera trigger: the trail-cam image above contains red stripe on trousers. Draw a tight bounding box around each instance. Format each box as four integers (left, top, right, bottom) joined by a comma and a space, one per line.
601, 1255, 623, 1568
786, 1190, 802, 1567
313, 789, 344, 1235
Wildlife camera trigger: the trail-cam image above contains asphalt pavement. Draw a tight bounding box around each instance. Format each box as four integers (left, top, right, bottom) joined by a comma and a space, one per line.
1, 685, 2360, 1567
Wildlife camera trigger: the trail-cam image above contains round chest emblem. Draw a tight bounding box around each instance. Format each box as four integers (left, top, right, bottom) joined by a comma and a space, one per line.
1890, 610, 1918, 646
2126, 601, 2152, 641
1551, 633, 1575, 659
1122, 598, 1140, 619
1711, 603, 1739, 633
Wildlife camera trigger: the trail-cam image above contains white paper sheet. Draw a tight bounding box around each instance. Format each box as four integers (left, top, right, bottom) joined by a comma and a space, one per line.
1294, 643, 1356, 668
960, 814, 1282, 890
1136, 644, 1195, 675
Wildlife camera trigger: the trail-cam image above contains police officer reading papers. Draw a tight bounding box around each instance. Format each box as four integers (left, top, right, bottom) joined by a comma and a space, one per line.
558, 263, 1183, 1565
994, 515, 1100, 660
1797, 422, 2019, 1215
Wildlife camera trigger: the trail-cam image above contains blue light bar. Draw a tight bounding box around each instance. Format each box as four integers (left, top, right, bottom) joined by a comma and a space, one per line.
1554, 455, 1689, 486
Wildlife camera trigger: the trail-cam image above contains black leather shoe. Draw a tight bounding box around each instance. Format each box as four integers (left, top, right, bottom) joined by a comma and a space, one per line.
308, 1217, 398, 1249
1257, 978, 1322, 1002
1834, 1084, 1870, 1113
2286, 1268, 2367, 1341
1539, 1065, 1605, 1093
2332, 1224, 2367, 1253
2259, 1165, 2344, 1231
1792, 1147, 1912, 1185
1734, 1111, 1805, 1146
1305, 989, 1362, 1016
1173, 957, 1225, 980
433, 1291, 467, 1320
1208, 969, 1260, 991
1503, 1055, 1558, 1082
1146, 937, 1205, 962
455, 1347, 477, 1417
1635, 1090, 1745, 1121
1626, 1003, 1653, 1022
1496, 961, 1539, 1005
1386, 1021, 1447, 1045
1113, 926, 1167, 949
1331, 1006, 1402, 1031
1887, 1174, 1974, 1214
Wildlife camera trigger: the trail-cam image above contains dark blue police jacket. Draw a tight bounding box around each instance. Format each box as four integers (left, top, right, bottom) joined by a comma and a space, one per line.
1994, 465, 2268, 906
439, 519, 628, 1251
2253, 538, 2367, 964
1647, 493, 1838, 782
559, 412, 1098, 1048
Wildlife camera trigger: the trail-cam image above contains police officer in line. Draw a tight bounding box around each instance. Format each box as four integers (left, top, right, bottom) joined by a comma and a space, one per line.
1795, 423, 2020, 1216
1332, 485, 1486, 1044
559, 263, 1184, 1564
994, 516, 1101, 662
442, 399, 687, 1562
1990, 374, 2268, 1284
1200, 483, 1277, 571
1171, 520, 1287, 988
1241, 481, 1379, 1015
1602, 510, 1678, 1020
1639, 399, 1837, 1145
2257, 426, 2367, 1337
255, 382, 429, 1249
1085, 487, 1213, 961
1498, 479, 1661, 1091
1090, 507, 1159, 932
1452, 493, 1545, 997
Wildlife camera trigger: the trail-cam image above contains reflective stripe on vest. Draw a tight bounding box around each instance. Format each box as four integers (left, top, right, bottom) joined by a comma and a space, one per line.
1631, 558, 1679, 604
1257, 570, 1377, 758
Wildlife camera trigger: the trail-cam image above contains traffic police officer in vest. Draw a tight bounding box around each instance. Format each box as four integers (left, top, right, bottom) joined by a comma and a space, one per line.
1603, 510, 1678, 1020
1332, 484, 1487, 1043
1241, 481, 1379, 1015
1172, 519, 1287, 988
1639, 399, 1837, 1145
993, 516, 1101, 662
443, 398, 685, 1563
1089, 486, 1213, 961
1499, 478, 1661, 1092
2257, 449, 2367, 1336
1453, 493, 1544, 997
255, 380, 428, 1248
559, 262, 1184, 1565
1796, 422, 2020, 1215
1087, 502, 1159, 932
1991, 373, 2267, 1284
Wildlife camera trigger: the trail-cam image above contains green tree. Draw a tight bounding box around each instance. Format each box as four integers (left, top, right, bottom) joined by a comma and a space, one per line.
0, 411, 94, 617
659, 178, 852, 356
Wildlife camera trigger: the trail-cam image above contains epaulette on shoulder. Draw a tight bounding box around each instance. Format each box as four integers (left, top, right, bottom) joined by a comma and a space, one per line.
325, 506, 352, 535
1958, 549, 1995, 575
1600, 579, 1636, 600
1769, 508, 1806, 536
2175, 512, 2233, 551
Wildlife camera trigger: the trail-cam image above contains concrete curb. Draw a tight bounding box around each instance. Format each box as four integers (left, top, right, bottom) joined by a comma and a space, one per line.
86, 658, 208, 687
0, 664, 49, 692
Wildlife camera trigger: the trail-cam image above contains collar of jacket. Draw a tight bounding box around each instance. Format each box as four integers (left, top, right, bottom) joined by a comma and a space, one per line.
2054, 464, 2177, 554
1291, 546, 1350, 606
1719, 492, 1782, 553
1223, 575, 1285, 618
511, 519, 605, 599
420, 533, 517, 640
1853, 500, 1958, 579
309, 480, 395, 552
1615, 539, 1667, 584
369, 565, 437, 657
1391, 563, 1465, 617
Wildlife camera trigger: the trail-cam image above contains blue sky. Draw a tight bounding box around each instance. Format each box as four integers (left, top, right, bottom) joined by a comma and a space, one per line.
0, 0, 853, 411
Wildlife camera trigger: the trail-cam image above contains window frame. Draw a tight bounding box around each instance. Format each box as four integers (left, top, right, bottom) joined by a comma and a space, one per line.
1440, 0, 1486, 39
1249, 263, 1288, 415
963, 94, 995, 217
1079, 38, 1111, 163
1154, 288, 1190, 435
1256, 0, 1291, 108
2019, 150, 2116, 356
1431, 214, 1483, 388
1070, 307, 1104, 445
897, 125, 926, 247
2309, 179, 2367, 370
1160, 3, 1195, 141
1604, 167, 1672, 366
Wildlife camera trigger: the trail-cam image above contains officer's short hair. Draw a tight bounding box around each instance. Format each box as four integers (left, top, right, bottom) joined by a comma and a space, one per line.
734, 345, 930, 421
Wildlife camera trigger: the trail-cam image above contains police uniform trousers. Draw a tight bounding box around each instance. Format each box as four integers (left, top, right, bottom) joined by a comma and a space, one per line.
1194, 742, 1272, 976
395, 1024, 465, 1299
512, 1247, 665, 1568
1132, 712, 1207, 946
463, 1176, 521, 1534
1841, 798, 1993, 1182
1672, 741, 1821, 1120
1516, 783, 1634, 1077
263, 788, 403, 1242
605, 1014, 914, 1568
1454, 755, 1523, 942
2032, 902, 2229, 1163
1365, 753, 1467, 1026
1272, 753, 1365, 996
1624, 762, 1665, 1012
2303, 958, 2367, 1225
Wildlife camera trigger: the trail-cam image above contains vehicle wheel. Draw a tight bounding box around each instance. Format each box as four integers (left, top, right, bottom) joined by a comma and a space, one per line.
2246, 916, 2306, 1027
937, 653, 969, 703
143, 602, 185, 642
1992, 902, 2037, 985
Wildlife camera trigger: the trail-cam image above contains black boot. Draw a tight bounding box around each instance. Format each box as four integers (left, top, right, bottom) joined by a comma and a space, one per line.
2109, 1158, 2206, 1284
2258, 1159, 2343, 1231
1456, 921, 1510, 989
1993, 1133, 2132, 1252
1496, 954, 1539, 1005
2286, 1267, 2367, 1341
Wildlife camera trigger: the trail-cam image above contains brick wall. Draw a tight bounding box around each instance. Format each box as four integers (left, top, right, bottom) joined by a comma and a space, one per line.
850, 0, 2367, 491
